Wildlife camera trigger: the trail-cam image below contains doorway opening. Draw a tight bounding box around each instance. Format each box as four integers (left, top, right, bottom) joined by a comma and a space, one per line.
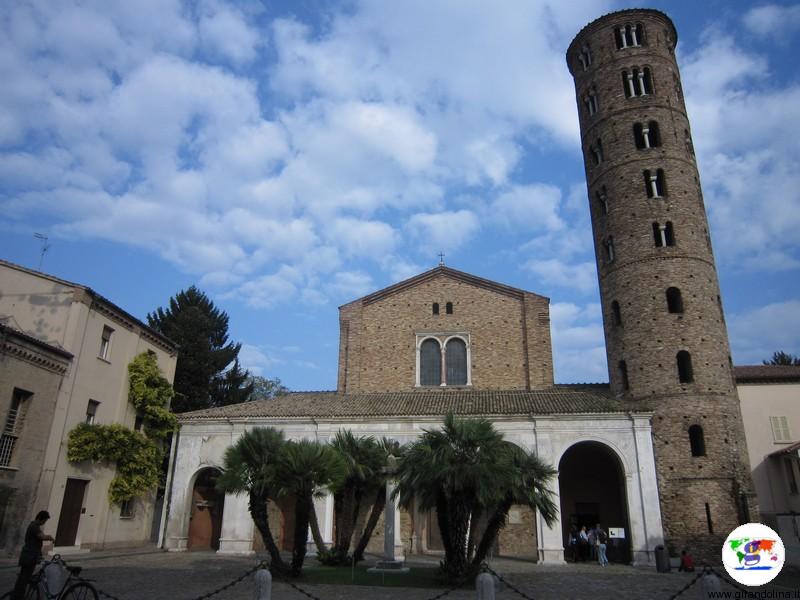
55, 478, 88, 547
187, 468, 224, 551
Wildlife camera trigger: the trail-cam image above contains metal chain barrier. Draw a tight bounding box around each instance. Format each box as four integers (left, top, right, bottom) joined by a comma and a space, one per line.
708, 566, 760, 596
482, 564, 536, 600
98, 589, 127, 600
662, 569, 705, 600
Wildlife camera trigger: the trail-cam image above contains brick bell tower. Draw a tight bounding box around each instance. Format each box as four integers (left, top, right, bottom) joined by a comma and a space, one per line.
567, 9, 757, 558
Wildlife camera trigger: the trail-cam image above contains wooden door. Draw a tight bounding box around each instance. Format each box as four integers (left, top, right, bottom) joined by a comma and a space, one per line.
55, 479, 88, 546
187, 469, 224, 550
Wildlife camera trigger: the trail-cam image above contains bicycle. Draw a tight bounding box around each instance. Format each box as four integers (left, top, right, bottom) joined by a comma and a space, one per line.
4, 554, 99, 600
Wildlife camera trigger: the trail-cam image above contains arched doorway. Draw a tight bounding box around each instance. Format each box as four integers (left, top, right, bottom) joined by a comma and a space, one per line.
558, 441, 631, 563
187, 468, 225, 551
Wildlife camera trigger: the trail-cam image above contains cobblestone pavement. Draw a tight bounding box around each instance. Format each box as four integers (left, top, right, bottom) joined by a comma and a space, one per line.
0, 550, 797, 600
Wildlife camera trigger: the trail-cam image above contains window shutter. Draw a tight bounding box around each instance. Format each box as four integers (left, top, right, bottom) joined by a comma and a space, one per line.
771, 416, 792, 443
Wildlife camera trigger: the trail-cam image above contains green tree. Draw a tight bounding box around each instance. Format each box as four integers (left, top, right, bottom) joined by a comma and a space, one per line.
147, 286, 252, 412
763, 351, 800, 366
395, 414, 556, 582
216, 427, 289, 574
247, 375, 290, 401
275, 440, 346, 575
324, 431, 385, 565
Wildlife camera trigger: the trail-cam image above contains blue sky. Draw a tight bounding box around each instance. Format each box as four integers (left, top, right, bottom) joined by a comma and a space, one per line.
1, 0, 799, 391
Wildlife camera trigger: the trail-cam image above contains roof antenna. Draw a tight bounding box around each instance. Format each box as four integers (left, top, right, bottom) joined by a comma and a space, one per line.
34, 233, 50, 271
438, 251, 445, 266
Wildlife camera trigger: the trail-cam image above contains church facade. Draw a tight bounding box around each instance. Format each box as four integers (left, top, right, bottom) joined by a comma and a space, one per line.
161, 9, 753, 564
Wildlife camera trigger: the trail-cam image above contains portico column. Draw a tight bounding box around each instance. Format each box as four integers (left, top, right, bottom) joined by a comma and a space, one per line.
532, 418, 566, 563
218, 492, 255, 555
383, 455, 404, 561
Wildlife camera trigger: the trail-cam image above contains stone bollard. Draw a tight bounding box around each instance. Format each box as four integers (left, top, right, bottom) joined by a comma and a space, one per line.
475, 572, 495, 600
701, 570, 722, 596
253, 567, 272, 600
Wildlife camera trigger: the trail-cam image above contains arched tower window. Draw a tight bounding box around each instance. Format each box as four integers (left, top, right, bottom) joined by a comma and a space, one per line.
611, 300, 622, 326
604, 236, 615, 263
653, 222, 675, 247
432, 302, 440, 315
596, 186, 609, 214
584, 87, 598, 116
684, 129, 694, 156
634, 121, 661, 149
420, 339, 442, 386
615, 23, 645, 49
689, 425, 706, 456
623, 67, 652, 97
445, 338, 467, 385
445, 302, 453, 314
578, 44, 592, 71
677, 351, 694, 383
644, 169, 666, 198
589, 139, 604, 166
666, 287, 684, 313
618, 360, 630, 390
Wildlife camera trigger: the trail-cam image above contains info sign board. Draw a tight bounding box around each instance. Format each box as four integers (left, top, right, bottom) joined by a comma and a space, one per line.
609, 527, 625, 539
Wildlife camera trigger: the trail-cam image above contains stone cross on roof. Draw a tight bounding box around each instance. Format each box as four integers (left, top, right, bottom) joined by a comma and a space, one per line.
438, 252, 445, 266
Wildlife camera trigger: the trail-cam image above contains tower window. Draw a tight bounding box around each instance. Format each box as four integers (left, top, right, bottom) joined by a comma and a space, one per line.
611, 301, 622, 326
666, 287, 684, 314
99, 325, 114, 360
589, 139, 604, 166
432, 302, 439, 315
0, 389, 32, 467
445, 302, 453, 314
604, 236, 615, 263
689, 424, 706, 456
618, 360, 629, 390
615, 23, 645, 49
596, 186, 609, 214
445, 338, 467, 385
652, 222, 675, 247
584, 87, 598, 116
578, 44, 592, 71
643, 169, 666, 198
634, 121, 661, 149
419, 338, 442, 386
86, 400, 100, 425
623, 67, 653, 98
677, 350, 694, 383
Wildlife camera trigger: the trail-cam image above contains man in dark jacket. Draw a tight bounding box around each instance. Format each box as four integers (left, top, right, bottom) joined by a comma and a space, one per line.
12, 511, 54, 599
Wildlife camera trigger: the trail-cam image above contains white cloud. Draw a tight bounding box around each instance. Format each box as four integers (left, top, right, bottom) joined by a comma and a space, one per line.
728, 300, 800, 365
490, 184, 565, 233
743, 4, 800, 38
328, 218, 398, 260
549, 302, 607, 383
239, 343, 283, 376
523, 259, 597, 294
323, 271, 374, 299
406, 210, 480, 253
198, 3, 260, 65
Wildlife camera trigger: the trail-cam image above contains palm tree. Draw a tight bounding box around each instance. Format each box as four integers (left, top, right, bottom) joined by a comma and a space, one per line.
471, 443, 557, 566
216, 427, 288, 573
275, 440, 347, 575
326, 430, 385, 564
352, 438, 403, 563
395, 414, 556, 582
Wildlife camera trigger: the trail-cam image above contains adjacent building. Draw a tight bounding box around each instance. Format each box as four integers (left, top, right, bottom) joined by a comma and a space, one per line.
0, 259, 178, 554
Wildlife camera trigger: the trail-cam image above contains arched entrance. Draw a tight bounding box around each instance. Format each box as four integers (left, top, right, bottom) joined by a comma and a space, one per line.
187, 468, 225, 551
559, 441, 631, 563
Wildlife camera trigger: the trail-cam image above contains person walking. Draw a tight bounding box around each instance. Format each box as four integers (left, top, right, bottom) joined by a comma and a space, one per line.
596, 523, 609, 566
12, 511, 53, 600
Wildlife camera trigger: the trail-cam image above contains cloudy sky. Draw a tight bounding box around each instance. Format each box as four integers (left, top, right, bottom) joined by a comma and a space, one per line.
1, 0, 799, 390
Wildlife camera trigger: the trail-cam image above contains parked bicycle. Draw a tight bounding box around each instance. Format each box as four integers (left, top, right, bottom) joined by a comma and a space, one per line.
3, 554, 98, 600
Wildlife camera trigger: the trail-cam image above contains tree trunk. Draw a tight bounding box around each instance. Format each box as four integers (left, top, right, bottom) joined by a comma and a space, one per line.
472, 497, 513, 567
353, 486, 386, 563
466, 505, 482, 562
308, 497, 327, 554
249, 491, 288, 573
291, 493, 311, 576
435, 491, 453, 559
444, 496, 471, 581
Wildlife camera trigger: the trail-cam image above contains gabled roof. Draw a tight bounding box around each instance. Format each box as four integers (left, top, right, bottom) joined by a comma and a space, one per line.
175, 384, 642, 421
0, 258, 178, 353
343, 265, 548, 308
734, 365, 800, 384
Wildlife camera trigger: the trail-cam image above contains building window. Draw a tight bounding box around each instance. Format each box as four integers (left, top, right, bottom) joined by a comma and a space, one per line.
578, 44, 592, 71
615, 23, 644, 49
596, 187, 609, 214
419, 339, 442, 386
644, 169, 666, 198
688, 425, 706, 456
677, 351, 694, 383
445, 338, 467, 385
666, 287, 684, 314
120, 498, 135, 518
618, 360, 629, 390
0, 389, 32, 467
432, 302, 439, 315
446, 302, 453, 315
589, 139, 604, 166
623, 67, 653, 98
86, 400, 100, 425
652, 222, 675, 247
134, 414, 144, 432
584, 87, 598, 116
770, 416, 792, 443
784, 459, 799, 495
604, 236, 615, 263
99, 325, 114, 360
634, 121, 661, 149
611, 301, 622, 326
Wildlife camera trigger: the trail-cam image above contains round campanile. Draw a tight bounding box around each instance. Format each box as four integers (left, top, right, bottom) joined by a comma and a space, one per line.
567, 10, 757, 559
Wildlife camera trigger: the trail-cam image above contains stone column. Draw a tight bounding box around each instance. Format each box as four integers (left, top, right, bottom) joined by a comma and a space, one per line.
383, 456, 404, 562
217, 492, 255, 555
